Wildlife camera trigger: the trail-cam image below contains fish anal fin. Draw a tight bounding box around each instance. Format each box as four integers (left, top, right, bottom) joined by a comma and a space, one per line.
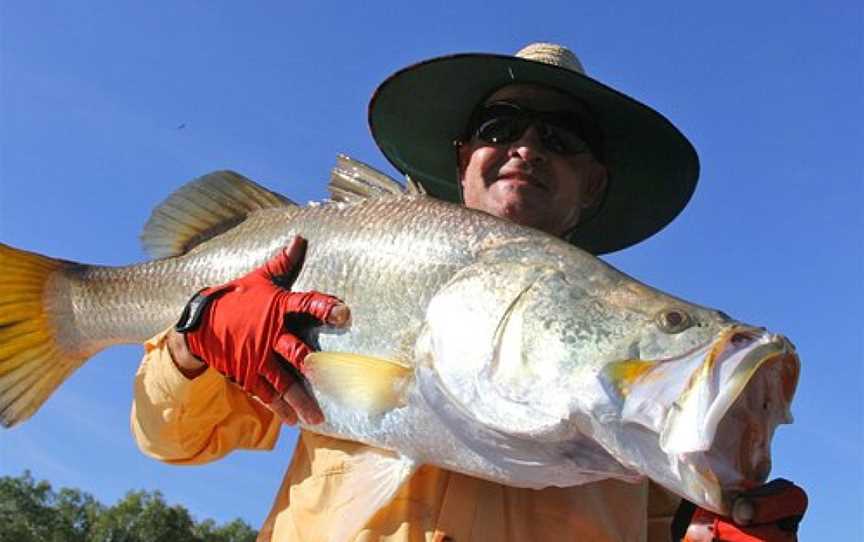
140, 171, 296, 258
304, 352, 412, 416
325, 447, 417, 542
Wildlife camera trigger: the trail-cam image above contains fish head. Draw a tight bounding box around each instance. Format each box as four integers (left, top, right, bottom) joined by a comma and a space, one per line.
587, 271, 800, 513
418, 239, 733, 476
422, 238, 799, 510
421, 239, 735, 437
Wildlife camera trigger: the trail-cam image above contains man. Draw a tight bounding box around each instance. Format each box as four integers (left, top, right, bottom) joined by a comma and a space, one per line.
132, 43, 805, 541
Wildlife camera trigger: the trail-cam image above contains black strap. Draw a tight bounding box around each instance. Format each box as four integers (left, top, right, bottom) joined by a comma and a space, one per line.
670, 499, 697, 541
174, 289, 214, 333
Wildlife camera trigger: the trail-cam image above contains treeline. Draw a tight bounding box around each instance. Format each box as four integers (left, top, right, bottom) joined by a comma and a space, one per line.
0, 471, 257, 542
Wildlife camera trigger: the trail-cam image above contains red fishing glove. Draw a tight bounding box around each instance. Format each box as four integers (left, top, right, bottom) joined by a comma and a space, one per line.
180, 237, 346, 411
683, 479, 808, 541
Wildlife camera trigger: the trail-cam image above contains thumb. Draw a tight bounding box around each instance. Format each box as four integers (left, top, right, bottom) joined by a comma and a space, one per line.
256, 236, 307, 282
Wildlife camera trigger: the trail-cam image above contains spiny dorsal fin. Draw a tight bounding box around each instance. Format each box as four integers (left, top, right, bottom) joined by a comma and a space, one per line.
329, 154, 425, 203
141, 171, 296, 258
404, 174, 428, 196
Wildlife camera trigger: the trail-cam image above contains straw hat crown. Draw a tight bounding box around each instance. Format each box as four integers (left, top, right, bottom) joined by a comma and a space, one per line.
515, 43, 586, 74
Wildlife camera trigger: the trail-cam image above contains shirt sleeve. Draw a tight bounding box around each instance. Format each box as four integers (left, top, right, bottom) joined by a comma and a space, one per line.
130, 328, 282, 465
646, 481, 682, 542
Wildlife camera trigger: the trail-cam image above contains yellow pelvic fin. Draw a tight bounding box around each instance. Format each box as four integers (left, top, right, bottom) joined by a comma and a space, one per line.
304, 352, 413, 416
0, 243, 82, 428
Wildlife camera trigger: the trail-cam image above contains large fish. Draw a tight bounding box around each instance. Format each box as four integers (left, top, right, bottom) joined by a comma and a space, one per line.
0, 156, 799, 539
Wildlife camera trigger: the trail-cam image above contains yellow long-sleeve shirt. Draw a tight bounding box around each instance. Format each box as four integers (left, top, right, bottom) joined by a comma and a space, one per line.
132, 330, 680, 542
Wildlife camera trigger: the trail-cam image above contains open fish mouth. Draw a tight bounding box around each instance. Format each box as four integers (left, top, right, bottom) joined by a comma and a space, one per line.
659, 328, 799, 456
660, 328, 799, 511
607, 326, 799, 512
702, 349, 798, 489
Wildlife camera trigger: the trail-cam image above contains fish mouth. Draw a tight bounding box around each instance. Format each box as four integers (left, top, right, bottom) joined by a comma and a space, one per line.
660, 328, 800, 511
659, 328, 799, 455
703, 350, 797, 489
609, 327, 799, 513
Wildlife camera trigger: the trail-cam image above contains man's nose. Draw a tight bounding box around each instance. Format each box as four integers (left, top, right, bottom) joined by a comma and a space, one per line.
507, 124, 547, 163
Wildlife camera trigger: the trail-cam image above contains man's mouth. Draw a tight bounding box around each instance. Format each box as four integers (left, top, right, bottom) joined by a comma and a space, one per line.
497, 172, 547, 190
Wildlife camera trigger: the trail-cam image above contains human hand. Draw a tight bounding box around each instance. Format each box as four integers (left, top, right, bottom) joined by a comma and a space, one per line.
174, 236, 349, 425
683, 479, 807, 541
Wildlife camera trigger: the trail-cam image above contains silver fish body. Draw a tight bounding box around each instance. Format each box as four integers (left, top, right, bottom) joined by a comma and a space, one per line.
0, 159, 800, 537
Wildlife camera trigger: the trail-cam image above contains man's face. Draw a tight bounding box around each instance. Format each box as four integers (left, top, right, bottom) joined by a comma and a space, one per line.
458, 84, 608, 236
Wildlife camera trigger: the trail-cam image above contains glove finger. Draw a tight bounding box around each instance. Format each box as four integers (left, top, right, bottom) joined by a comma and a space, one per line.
258, 352, 304, 396
272, 333, 325, 424
266, 394, 300, 426
279, 291, 348, 326
260, 236, 307, 283
259, 350, 323, 425
250, 375, 300, 426
282, 379, 324, 425
248, 374, 276, 404
273, 333, 313, 371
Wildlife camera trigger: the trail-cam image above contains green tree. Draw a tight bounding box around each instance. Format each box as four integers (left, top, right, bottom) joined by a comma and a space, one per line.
194, 518, 259, 542
0, 472, 256, 542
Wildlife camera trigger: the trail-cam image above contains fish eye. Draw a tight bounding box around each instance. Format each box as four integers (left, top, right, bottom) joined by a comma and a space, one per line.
655, 308, 693, 334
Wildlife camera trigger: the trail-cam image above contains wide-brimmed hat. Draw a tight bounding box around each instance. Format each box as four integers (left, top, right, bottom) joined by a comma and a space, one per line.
368, 43, 699, 254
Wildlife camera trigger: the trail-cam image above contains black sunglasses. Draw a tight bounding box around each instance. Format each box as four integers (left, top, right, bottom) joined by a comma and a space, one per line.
465, 101, 594, 156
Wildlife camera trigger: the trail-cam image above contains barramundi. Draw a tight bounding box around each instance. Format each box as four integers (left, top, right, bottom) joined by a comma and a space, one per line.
0, 156, 799, 539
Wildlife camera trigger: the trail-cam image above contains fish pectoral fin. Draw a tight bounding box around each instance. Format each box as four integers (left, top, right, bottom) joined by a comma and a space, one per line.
323, 447, 417, 542
304, 352, 412, 416
602, 359, 657, 398
140, 171, 297, 258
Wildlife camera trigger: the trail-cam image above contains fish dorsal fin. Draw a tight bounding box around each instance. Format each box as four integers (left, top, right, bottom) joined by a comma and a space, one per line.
404, 174, 428, 196
304, 352, 412, 416
328, 154, 424, 202
322, 447, 417, 542
140, 171, 296, 258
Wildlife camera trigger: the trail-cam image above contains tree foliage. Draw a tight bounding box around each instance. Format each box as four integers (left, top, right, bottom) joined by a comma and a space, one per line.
0, 472, 257, 542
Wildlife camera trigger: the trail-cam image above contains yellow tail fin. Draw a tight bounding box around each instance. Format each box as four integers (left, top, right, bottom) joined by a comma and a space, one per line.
0, 243, 83, 427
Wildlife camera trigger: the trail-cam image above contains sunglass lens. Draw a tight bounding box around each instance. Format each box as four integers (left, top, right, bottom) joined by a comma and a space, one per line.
542, 124, 590, 154
471, 103, 592, 155
477, 116, 521, 144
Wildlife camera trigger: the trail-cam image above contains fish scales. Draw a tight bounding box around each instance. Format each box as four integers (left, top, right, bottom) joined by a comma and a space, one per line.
43, 196, 487, 350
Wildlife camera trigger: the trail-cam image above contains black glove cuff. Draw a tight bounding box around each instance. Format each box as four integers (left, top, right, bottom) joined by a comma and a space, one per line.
175, 289, 214, 333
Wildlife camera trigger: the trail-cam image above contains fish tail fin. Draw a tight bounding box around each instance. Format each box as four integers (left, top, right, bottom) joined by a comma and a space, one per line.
0, 243, 91, 427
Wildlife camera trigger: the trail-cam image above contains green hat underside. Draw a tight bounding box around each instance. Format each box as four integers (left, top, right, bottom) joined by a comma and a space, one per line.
369, 53, 699, 255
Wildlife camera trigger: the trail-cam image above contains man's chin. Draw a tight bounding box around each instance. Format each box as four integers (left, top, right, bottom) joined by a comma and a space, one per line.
495, 202, 550, 232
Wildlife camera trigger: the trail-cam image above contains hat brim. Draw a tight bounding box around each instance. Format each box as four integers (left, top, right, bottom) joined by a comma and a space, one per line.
369, 53, 699, 255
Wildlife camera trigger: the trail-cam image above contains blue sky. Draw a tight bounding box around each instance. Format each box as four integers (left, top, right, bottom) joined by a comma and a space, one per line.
1, 1, 861, 539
